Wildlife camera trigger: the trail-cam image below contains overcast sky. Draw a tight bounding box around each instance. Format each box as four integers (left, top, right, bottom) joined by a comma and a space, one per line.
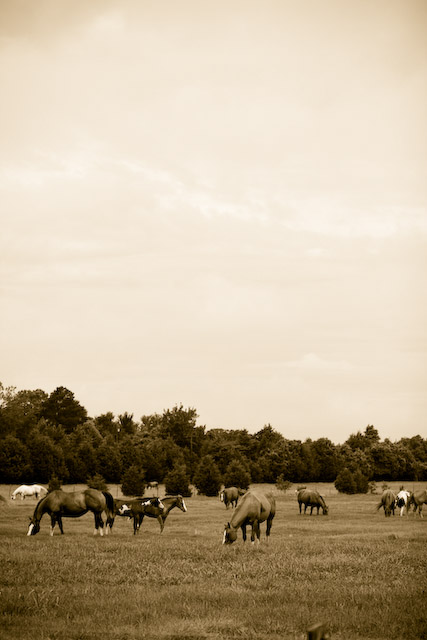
1, 0, 426, 444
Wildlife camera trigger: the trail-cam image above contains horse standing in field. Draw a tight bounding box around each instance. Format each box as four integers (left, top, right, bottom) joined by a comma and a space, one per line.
376, 489, 396, 517
134, 495, 187, 533
408, 490, 427, 517
395, 489, 411, 516
27, 489, 115, 536
297, 489, 329, 515
220, 487, 245, 509
223, 490, 275, 544
110, 495, 187, 534
116, 497, 165, 535
11, 484, 47, 500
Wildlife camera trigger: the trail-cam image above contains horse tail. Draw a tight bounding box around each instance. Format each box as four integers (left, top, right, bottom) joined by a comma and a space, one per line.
102, 491, 115, 517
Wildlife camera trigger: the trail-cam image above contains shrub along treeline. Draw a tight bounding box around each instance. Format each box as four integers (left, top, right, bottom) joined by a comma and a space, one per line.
1, 382, 426, 493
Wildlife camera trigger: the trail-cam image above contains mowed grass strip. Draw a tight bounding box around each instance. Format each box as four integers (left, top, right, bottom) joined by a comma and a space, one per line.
0, 484, 426, 640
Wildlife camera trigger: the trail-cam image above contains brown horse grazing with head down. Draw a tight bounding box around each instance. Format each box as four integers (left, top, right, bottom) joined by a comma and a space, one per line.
223, 490, 275, 544
220, 486, 245, 509
27, 489, 115, 536
376, 489, 396, 517
408, 490, 427, 517
297, 489, 329, 515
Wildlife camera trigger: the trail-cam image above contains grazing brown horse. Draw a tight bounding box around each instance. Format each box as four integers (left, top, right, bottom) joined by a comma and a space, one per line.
408, 490, 427, 517
376, 489, 396, 517
27, 489, 115, 536
223, 490, 275, 544
297, 489, 329, 515
220, 487, 245, 509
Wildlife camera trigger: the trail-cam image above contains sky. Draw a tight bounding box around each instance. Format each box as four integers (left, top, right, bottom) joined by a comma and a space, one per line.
1, 0, 426, 444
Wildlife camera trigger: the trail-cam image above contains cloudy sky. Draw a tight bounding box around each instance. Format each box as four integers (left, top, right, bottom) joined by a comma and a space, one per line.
1, 0, 426, 443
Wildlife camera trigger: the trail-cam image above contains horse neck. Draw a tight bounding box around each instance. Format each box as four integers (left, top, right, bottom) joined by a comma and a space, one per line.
162, 497, 178, 514
33, 495, 48, 521
229, 502, 247, 529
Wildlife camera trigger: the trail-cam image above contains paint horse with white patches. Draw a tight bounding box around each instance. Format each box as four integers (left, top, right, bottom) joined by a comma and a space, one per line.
408, 490, 427, 517
129, 495, 188, 534
117, 497, 165, 534
220, 486, 245, 509
27, 489, 115, 536
223, 490, 275, 544
376, 489, 396, 517
395, 488, 411, 516
11, 484, 47, 500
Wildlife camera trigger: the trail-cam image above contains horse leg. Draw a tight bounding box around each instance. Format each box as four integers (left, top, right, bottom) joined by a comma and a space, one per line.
50, 515, 56, 536
251, 521, 260, 544
157, 515, 165, 533
241, 524, 247, 542
266, 515, 273, 542
57, 515, 64, 535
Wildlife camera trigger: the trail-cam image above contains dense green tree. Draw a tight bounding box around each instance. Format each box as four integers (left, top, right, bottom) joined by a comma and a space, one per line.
26, 432, 68, 483
223, 460, 251, 490
40, 387, 87, 433
118, 412, 138, 436
121, 465, 145, 496
0, 388, 48, 440
311, 438, 340, 482
193, 455, 222, 496
164, 463, 192, 497
87, 473, 108, 491
160, 404, 198, 449
335, 468, 357, 494
96, 439, 122, 483
0, 435, 32, 482
95, 412, 119, 438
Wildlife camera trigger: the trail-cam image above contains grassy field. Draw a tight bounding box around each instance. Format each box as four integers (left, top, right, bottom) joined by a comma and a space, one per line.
0, 482, 426, 640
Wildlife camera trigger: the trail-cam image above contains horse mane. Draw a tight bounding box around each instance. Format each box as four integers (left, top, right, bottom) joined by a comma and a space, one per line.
32, 492, 49, 519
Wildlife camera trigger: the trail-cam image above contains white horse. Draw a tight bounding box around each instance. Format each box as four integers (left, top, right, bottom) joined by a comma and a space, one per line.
11, 484, 47, 500
395, 489, 411, 516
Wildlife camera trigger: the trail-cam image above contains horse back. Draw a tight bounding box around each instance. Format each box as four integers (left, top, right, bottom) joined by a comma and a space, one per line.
230, 491, 274, 528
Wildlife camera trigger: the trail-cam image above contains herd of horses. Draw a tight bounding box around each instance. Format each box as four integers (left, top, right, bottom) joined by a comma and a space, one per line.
9, 482, 427, 542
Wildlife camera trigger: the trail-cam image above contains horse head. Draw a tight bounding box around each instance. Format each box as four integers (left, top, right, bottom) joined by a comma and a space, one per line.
223, 523, 238, 545
175, 495, 187, 512
322, 505, 329, 516
27, 516, 40, 536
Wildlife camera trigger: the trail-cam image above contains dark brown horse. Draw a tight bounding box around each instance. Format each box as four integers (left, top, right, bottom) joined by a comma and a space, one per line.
115, 497, 165, 534
376, 489, 396, 517
223, 490, 275, 544
297, 489, 329, 515
128, 495, 188, 533
220, 487, 245, 509
27, 489, 115, 536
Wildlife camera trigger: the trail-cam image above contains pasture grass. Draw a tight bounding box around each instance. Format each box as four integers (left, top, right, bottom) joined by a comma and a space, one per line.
0, 482, 426, 640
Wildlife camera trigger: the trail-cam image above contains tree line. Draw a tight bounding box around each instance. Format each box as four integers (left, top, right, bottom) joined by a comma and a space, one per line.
0, 382, 426, 496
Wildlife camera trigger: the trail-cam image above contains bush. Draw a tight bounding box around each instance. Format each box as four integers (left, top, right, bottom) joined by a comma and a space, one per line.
223, 460, 251, 491
87, 473, 108, 491
164, 463, 192, 497
121, 465, 145, 496
335, 468, 356, 494
335, 468, 369, 494
193, 455, 222, 496
48, 475, 62, 492
276, 474, 293, 492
